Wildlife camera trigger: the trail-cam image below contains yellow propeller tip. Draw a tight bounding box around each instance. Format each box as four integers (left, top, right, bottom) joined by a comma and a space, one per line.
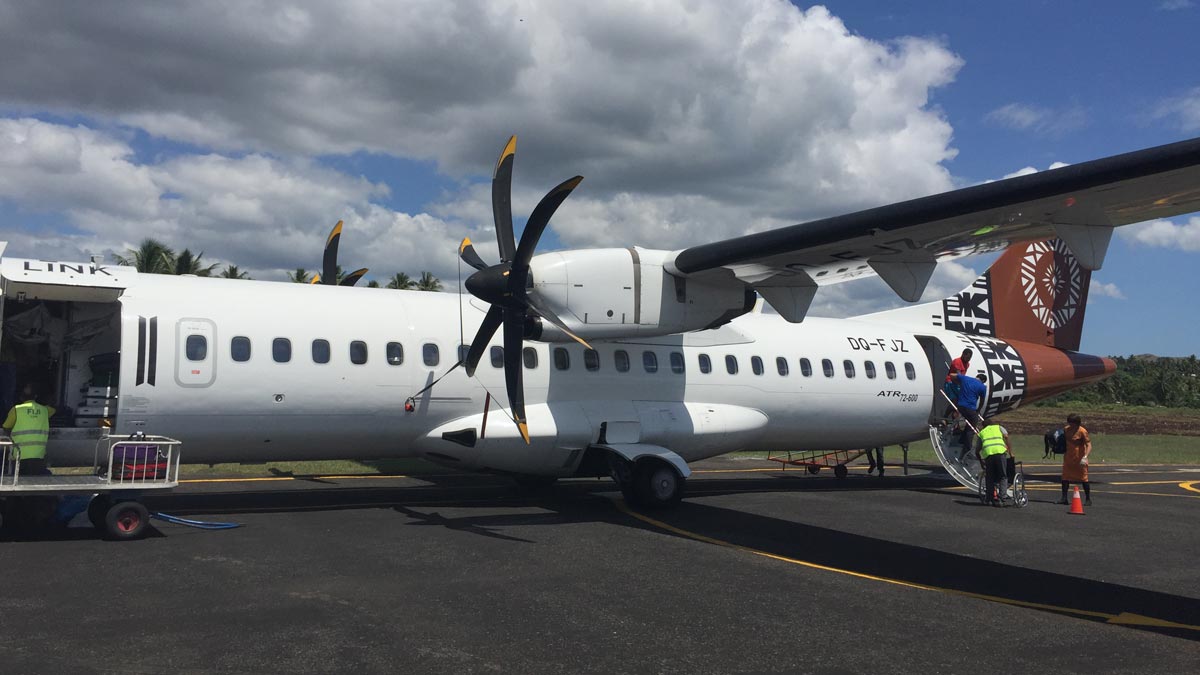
459, 237, 472, 253
310, 274, 321, 284
518, 421, 530, 444
495, 136, 517, 172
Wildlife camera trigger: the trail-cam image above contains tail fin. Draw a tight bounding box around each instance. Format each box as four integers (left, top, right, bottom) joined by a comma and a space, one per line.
942, 238, 1091, 351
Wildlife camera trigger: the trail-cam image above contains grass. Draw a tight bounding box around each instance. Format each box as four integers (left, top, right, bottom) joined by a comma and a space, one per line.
177, 458, 443, 479
746, 434, 1200, 466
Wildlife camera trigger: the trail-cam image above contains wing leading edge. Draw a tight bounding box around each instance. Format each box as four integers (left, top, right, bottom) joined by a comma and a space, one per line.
666, 136, 1200, 320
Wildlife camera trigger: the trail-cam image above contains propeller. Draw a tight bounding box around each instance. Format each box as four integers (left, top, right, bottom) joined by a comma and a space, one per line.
458, 135, 590, 443
314, 220, 370, 286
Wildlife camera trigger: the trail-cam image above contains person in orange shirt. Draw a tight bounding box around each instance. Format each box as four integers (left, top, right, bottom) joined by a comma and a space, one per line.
1057, 413, 1092, 506
942, 348, 972, 418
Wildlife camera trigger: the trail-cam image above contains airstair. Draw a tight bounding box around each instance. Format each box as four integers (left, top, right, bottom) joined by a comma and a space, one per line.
928, 423, 983, 492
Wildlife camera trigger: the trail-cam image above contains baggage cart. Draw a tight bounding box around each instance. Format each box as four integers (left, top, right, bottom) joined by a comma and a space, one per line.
1, 434, 182, 540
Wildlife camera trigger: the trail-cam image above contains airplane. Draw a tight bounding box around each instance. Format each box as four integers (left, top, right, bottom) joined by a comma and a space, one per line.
1, 135, 1198, 508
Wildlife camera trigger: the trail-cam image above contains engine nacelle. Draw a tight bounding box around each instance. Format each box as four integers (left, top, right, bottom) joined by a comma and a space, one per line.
527, 247, 753, 341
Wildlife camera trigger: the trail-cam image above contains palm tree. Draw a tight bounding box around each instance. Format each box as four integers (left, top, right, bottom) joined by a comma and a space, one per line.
172, 249, 219, 276
114, 238, 175, 274
366, 280, 381, 288
219, 265, 251, 280
386, 272, 415, 290
416, 271, 442, 292
287, 268, 311, 283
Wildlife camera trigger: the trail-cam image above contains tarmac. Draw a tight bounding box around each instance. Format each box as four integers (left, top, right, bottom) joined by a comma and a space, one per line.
1, 458, 1198, 674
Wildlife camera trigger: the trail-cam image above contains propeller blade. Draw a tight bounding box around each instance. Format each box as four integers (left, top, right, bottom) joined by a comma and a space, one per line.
512, 176, 583, 275
459, 237, 488, 271
526, 294, 592, 350
310, 274, 321, 285
492, 136, 517, 264
322, 220, 343, 285
340, 268, 369, 287
502, 311, 530, 444
463, 306, 503, 377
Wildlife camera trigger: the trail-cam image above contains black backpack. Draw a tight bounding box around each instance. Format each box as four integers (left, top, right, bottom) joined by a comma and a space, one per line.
1052, 429, 1067, 455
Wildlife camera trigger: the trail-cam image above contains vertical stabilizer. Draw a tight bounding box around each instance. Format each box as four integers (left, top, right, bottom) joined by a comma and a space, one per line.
943, 239, 1091, 351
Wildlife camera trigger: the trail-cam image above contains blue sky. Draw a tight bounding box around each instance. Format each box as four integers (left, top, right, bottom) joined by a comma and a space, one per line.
0, 1, 1196, 356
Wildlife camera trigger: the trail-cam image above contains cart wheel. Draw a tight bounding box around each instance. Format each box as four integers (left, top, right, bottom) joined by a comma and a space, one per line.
105, 501, 150, 541
88, 494, 112, 531
806, 465, 820, 475
834, 464, 848, 480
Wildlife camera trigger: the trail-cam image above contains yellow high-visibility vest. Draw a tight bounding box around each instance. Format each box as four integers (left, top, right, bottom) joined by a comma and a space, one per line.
978, 424, 1007, 458
10, 401, 52, 460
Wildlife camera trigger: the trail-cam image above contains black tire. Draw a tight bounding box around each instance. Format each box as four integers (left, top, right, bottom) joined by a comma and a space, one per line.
806, 465, 820, 475
105, 501, 150, 541
632, 461, 684, 509
88, 494, 111, 531
834, 464, 848, 480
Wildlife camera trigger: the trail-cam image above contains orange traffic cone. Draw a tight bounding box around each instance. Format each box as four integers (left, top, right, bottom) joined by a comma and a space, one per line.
1068, 486, 1086, 515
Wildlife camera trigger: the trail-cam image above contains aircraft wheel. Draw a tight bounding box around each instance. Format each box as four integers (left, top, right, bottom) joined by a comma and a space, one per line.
834, 464, 848, 480
105, 501, 150, 541
806, 465, 820, 475
88, 494, 112, 531
632, 461, 684, 509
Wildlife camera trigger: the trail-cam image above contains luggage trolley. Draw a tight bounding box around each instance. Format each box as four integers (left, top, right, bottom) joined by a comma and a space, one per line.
0, 434, 183, 539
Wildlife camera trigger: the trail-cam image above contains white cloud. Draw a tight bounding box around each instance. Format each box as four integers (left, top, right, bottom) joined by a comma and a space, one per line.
1118, 216, 1200, 252
1152, 87, 1200, 132
989, 161, 1070, 182
1158, 0, 1194, 10
984, 102, 1087, 136
1089, 279, 1125, 300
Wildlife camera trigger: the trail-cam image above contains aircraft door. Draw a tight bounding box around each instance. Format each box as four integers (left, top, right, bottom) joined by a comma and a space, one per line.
175, 318, 217, 388
915, 335, 952, 422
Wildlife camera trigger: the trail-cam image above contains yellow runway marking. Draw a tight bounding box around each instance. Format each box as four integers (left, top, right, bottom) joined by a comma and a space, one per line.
1180, 481, 1200, 495
614, 499, 1200, 632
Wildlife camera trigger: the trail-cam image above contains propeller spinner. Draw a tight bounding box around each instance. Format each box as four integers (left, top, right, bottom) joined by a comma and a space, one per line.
459, 136, 590, 443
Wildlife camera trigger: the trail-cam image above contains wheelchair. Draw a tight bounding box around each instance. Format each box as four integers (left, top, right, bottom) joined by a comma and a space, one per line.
976, 457, 1028, 507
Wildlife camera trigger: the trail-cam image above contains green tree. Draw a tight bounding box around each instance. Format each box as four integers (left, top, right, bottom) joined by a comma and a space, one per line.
386, 273, 415, 290
287, 268, 312, 283
366, 279, 381, 288
114, 238, 175, 274
219, 265, 251, 279
416, 271, 442, 292
172, 249, 219, 276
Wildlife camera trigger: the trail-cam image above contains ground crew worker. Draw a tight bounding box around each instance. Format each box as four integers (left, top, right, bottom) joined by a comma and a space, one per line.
975, 418, 1012, 507
1058, 413, 1092, 506
2, 383, 55, 476
865, 447, 884, 476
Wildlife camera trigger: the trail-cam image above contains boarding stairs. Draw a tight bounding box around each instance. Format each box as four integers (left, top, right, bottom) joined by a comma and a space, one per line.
928, 422, 983, 493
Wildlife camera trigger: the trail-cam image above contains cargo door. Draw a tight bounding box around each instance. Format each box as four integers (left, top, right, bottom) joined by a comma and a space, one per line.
175, 318, 217, 388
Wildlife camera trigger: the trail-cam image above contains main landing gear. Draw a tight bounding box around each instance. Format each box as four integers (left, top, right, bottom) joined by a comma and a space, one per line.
610, 456, 685, 509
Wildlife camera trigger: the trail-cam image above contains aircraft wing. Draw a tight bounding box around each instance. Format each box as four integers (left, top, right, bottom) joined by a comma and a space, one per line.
667, 136, 1200, 320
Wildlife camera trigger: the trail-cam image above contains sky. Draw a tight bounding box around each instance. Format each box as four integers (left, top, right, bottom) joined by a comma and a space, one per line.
0, 1, 1197, 356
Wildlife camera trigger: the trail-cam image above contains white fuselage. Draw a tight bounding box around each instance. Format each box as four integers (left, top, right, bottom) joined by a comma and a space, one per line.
41, 275, 943, 476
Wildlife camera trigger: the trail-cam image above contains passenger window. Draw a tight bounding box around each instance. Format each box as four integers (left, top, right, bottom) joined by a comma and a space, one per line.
614, 349, 630, 373
885, 361, 897, 380
186, 335, 207, 361
231, 336, 251, 362
822, 359, 834, 378
312, 339, 330, 364
423, 343, 439, 367
751, 356, 764, 376
523, 347, 538, 369
699, 354, 712, 374
725, 355, 738, 375
905, 362, 917, 380
554, 347, 570, 371
865, 361, 876, 379
776, 357, 789, 376
800, 358, 812, 377
584, 349, 600, 372
843, 360, 855, 378
490, 346, 504, 369
272, 338, 291, 363
458, 344, 470, 365
670, 352, 685, 374
351, 340, 368, 365
387, 342, 404, 365
643, 351, 658, 373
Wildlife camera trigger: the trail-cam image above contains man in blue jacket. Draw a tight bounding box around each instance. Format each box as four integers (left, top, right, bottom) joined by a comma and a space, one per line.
950, 372, 988, 455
